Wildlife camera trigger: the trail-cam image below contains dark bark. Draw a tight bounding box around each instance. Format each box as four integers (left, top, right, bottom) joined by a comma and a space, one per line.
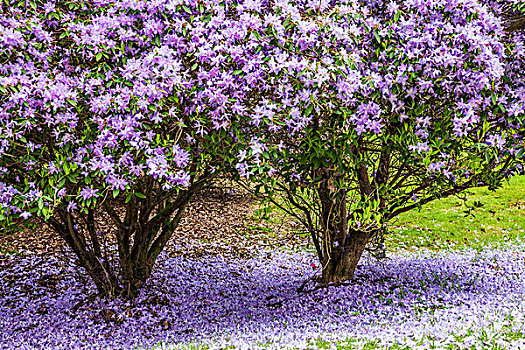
502, 3, 525, 33
44, 172, 210, 299
47, 213, 119, 297
119, 197, 191, 298
507, 16, 525, 32
321, 229, 370, 283
114, 186, 200, 298
316, 170, 370, 283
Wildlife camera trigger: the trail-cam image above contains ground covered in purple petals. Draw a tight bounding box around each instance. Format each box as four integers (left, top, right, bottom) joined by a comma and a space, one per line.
1, 245, 525, 349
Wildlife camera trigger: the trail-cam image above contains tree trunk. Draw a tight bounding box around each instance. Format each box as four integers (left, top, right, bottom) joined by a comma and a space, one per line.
43, 169, 214, 299
321, 229, 369, 283
85, 258, 120, 297
315, 175, 371, 283
118, 198, 191, 299
46, 214, 121, 297
120, 259, 151, 299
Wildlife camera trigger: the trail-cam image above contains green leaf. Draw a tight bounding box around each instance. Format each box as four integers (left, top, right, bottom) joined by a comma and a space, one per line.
135, 192, 147, 199
66, 99, 77, 107
57, 177, 66, 187
67, 174, 77, 183
112, 189, 120, 198
304, 103, 314, 117
374, 30, 381, 44
95, 52, 103, 62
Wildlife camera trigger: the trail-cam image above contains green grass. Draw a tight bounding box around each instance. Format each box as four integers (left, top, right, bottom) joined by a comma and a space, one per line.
157, 326, 522, 350
249, 176, 525, 252
386, 176, 525, 251
296, 323, 522, 350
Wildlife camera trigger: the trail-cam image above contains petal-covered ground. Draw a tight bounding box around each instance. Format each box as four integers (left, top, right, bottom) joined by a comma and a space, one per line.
1, 244, 525, 350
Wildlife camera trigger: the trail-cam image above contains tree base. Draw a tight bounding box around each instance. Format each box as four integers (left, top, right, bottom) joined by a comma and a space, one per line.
321, 231, 369, 283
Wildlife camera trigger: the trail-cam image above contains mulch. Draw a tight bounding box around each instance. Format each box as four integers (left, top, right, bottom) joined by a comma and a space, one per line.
0, 187, 308, 259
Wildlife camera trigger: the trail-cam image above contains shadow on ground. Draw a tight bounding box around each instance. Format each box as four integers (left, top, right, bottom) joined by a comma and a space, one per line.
1, 246, 524, 349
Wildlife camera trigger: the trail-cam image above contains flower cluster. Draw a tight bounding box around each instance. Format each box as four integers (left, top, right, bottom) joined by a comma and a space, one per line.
0, 0, 523, 222
0, 0, 522, 217
226, 0, 525, 238
0, 0, 273, 217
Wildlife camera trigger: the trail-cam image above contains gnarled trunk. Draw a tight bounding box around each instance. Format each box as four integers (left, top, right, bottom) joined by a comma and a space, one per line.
46, 175, 205, 299
113, 191, 192, 299
316, 174, 372, 283
321, 229, 370, 283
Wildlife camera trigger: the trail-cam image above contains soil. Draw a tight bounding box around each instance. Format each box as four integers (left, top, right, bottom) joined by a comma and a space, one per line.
0, 186, 308, 259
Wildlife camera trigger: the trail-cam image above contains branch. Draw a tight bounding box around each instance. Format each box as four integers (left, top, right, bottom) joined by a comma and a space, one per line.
506, 15, 525, 32
386, 178, 476, 220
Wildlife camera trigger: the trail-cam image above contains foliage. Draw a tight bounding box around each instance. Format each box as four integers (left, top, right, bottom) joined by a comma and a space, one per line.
231, 0, 525, 281
0, 0, 272, 296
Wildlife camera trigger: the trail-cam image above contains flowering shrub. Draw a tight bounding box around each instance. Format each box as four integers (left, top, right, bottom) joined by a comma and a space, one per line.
232, 0, 525, 282
0, 0, 524, 296
0, 0, 274, 297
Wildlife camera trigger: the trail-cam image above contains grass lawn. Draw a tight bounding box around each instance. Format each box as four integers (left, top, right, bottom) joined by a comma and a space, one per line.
386, 176, 525, 251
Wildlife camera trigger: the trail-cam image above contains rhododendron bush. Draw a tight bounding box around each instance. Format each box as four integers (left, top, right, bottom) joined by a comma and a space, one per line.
0, 0, 524, 297
0, 0, 264, 297
234, 0, 525, 282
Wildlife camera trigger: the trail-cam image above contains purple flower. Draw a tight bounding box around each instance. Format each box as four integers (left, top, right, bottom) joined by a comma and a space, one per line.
172, 146, 190, 168
67, 201, 78, 212
20, 211, 31, 219
79, 188, 98, 201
